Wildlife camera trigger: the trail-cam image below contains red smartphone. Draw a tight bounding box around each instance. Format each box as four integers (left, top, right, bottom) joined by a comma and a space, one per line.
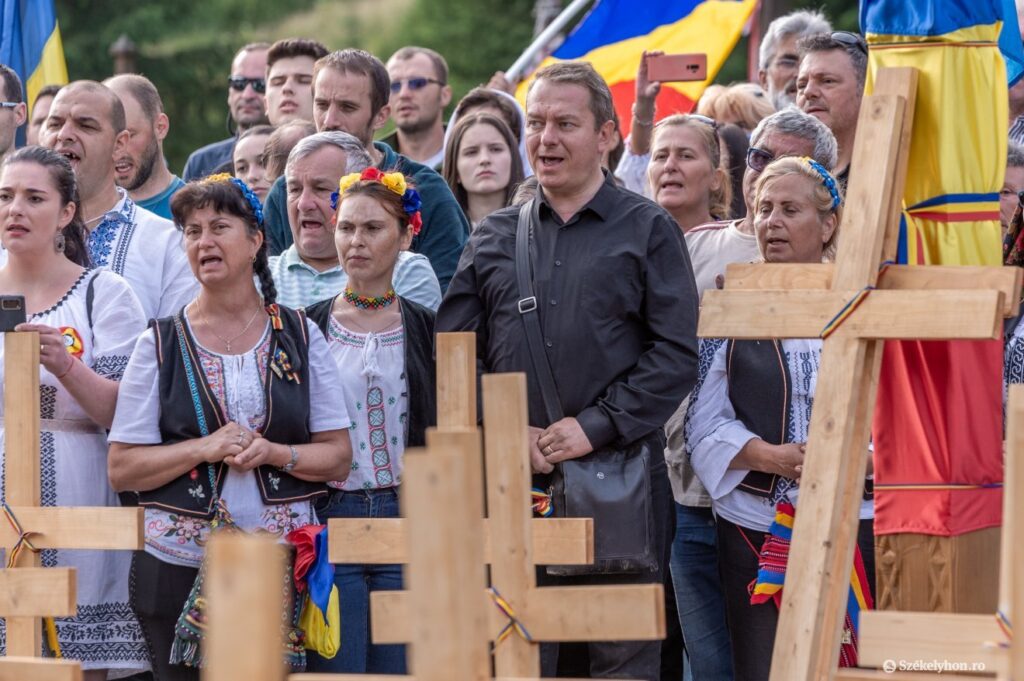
645, 53, 708, 83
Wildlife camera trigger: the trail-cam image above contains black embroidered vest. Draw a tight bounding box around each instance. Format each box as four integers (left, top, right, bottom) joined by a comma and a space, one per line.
137, 305, 327, 518
726, 339, 873, 501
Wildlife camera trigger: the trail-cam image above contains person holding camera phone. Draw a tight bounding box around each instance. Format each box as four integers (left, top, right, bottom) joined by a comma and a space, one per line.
0, 146, 149, 679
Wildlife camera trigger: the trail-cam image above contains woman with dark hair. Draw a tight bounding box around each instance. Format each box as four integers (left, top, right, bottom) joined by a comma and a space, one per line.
442, 113, 524, 229
232, 124, 275, 201
0, 146, 150, 679
108, 174, 351, 681
304, 168, 436, 674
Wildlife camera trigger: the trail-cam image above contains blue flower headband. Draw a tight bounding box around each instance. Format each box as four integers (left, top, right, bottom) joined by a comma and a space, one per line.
201, 173, 264, 226
800, 158, 842, 211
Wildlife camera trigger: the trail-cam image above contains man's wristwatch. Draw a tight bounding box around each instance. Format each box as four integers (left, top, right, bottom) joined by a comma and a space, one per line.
280, 445, 299, 473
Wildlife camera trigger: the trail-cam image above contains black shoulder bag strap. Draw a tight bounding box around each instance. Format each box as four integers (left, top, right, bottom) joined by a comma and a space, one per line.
514, 200, 563, 425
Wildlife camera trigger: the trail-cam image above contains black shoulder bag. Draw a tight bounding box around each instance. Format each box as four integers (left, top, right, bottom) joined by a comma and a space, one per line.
514, 201, 658, 575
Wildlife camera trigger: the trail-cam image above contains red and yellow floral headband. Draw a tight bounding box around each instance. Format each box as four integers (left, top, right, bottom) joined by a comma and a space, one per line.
331, 167, 423, 235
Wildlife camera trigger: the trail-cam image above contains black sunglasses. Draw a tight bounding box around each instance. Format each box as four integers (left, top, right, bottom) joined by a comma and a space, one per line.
389, 77, 445, 94
228, 76, 266, 94
831, 31, 868, 56
746, 146, 775, 173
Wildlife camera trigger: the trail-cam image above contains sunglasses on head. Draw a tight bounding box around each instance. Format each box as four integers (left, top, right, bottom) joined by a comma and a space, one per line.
228, 76, 266, 94
746, 147, 775, 173
0, 102, 19, 110
685, 113, 718, 130
389, 77, 445, 95
831, 31, 868, 56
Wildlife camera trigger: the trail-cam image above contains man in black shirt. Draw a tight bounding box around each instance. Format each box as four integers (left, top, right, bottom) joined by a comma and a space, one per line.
437, 61, 699, 680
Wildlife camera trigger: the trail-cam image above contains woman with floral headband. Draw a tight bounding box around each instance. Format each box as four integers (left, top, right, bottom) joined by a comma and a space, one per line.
304, 167, 436, 674
684, 157, 875, 680
108, 174, 351, 681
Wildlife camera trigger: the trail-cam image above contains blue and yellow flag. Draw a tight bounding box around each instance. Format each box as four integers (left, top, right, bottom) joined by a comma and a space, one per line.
0, 0, 68, 112
516, 0, 757, 136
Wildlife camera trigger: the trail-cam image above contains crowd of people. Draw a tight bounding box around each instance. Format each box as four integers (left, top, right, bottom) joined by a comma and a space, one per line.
0, 6, 1019, 681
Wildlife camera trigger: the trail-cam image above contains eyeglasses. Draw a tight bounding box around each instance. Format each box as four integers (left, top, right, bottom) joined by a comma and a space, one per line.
389, 77, 445, 94
0, 102, 20, 110
831, 31, 868, 56
746, 147, 775, 173
228, 76, 266, 94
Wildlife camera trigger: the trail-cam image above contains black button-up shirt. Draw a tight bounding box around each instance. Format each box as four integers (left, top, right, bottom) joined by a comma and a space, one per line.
436, 173, 699, 450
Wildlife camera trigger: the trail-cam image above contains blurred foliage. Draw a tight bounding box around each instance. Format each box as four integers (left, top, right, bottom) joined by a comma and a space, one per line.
52, 0, 857, 170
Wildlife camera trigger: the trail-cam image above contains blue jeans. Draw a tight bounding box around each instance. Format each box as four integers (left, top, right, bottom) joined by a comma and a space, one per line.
670, 504, 734, 681
305, 487, 407, 674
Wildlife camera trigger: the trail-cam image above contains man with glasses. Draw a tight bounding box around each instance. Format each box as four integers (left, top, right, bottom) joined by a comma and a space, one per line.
757, 10, 832, 109
383, 46, 452, 170
796, 31, 868, 192
182, 42, 270, 181
0, 65, 26, 165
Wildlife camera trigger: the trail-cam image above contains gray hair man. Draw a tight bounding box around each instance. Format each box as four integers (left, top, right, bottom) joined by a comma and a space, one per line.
758, 10, 832, 109
267, 131, 441, 309
0, 64, 26, 164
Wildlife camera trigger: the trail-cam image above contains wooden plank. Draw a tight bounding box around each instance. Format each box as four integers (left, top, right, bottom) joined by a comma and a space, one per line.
0, 658, 82, 681
293, 677, 605, 681
4, 331, 42, 656
403, 441, 490, 681
721, 263, 1022, 317
873, 67, 919, 262
1009, 385, 1024, 679
832, 93, 907, 288
0, 507, 144, 550
836, 671, 989, 680
203, 534, 287, 681
0, 568, 76, 617
370, 584, 665, 645
857, 611, 1006, 674
483, 373, 538, 676
327, 517, 593, 566
426, 428, 486, 533
436, 332, 477, 429
698, 289, 1002, 340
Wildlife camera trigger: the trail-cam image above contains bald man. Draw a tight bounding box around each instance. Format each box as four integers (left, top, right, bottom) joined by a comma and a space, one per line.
40, 80, 197, 319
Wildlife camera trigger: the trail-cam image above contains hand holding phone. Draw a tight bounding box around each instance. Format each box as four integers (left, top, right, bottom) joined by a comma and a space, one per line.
0, 296, 26, 333
645, 53, 708, 83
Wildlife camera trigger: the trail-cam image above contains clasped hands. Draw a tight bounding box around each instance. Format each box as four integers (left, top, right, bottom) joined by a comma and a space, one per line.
528, 417, 594, 474
198, 422, 286, 472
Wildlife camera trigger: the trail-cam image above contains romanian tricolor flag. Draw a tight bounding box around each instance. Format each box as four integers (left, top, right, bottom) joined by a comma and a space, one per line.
516, 0, 757, 136
0, 0, 68, 114
866, 0, 1008, 538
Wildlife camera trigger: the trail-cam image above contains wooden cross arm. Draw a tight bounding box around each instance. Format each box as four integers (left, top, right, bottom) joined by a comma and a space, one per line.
697, 289, 1003, 340
835, 671, 983, 681
368, 583, 665, 645
328, 517, 594, 565
0, 658, 82, 681
294, 677, 613, 681
856, 611, 1005, 675
0, 567, 76, 617
720, 263, 1022, 318
0, 507, 144, 550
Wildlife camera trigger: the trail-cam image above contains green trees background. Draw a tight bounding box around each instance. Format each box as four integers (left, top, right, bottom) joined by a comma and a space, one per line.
53, 0, 856, 171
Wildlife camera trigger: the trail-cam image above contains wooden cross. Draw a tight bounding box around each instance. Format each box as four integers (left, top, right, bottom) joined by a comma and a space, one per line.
0, 332, 143, 670
697, 66, 1021, 681
327, 333, 595, 569
831, 383, 1024, 681
207, 424, 633, 681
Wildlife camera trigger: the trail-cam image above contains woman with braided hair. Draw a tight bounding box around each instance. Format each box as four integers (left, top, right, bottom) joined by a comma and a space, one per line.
108, 174, 351, 680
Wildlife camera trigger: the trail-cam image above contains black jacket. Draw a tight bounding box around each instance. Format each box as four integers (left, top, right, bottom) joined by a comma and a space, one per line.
306, 296, 437, 448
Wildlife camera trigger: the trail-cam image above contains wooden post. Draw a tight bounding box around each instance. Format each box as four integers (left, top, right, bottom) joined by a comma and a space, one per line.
436, 333, 477, 430
203, 534, 287, 681
4, 332, 42, 656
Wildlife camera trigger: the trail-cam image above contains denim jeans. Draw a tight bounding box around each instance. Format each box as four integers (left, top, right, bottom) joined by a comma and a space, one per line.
669, 504, 734, 681
305, 487, 407, 674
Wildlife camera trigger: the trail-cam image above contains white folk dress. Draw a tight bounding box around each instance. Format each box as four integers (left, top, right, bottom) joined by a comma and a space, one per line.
324, 318, 408, 491
109, 313, 349, 567
0, 269, 150, 672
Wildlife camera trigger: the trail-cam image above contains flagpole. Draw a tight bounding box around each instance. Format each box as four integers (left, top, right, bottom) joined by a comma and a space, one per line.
505, 0, 595, 83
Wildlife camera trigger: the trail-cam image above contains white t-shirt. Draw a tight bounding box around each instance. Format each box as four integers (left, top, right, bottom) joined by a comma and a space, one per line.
684, 219, 762, 297
110, 313, 349, 567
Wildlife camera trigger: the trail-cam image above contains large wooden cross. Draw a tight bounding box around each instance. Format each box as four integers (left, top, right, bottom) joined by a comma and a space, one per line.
325, 333, 664, 676
205, 421, 627, 681
697, 67, 1022, 681
832, 383, 1024, 681
1, 332, 143, 670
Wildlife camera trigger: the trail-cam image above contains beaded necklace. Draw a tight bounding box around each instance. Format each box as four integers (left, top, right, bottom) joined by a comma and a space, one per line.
343, 286, 397, 310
